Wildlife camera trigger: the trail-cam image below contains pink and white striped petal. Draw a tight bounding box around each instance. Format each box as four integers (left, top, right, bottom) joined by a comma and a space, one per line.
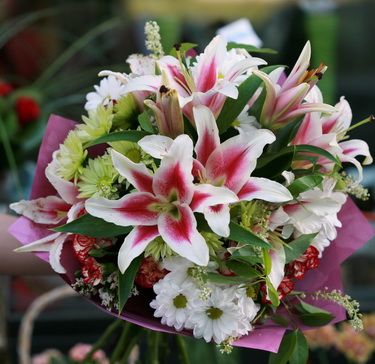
45, 153, 80, 205
14, 232, 62, 253
237, 177, 293, 203
322, 97, 352, 135
268, 241, 286, 292
158, 204, 209, 266
225, 57, 267, 83
193, 105, 220, 166
291, 112, 322, 145
190, 184, 238, 212
138, 135, 173, 160
85, 192, 160, 227
49, 234, 68, 274
283, 102, 336, 122
194, 36, 226, 93
111, 149, 153, 193
205, 129, 275, 193
118, 226, 159, 273
153, 135, 194, 203
122, 75, 161, 94
9, 196, 70, 225
203, 204, 231, 237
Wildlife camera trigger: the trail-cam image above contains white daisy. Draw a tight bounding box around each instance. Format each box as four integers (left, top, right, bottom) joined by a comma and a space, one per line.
235, 287, 260, 335
150, 277, 198, 331
85, 75, 127, 111
185, 285, 243, 344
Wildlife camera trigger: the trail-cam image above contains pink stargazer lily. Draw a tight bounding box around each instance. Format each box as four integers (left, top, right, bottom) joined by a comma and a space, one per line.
85, 134, 238, 273
122, 36, 266, 121
253, 42, 335, 129
191, 106, 293, 236
10, 153, 82, 273
291, 86, 373, 180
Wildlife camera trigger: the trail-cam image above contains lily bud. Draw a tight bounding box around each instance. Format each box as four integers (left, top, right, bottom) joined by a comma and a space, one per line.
144, 86, 184, 138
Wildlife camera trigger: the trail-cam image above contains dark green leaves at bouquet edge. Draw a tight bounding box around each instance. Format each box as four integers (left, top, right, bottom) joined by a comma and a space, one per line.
284, 233, 317, 264
84, 130, 151, 148
118, 255, 142, 313
206, 272, 252, 285
288, 174, 323, 198
216, 65, 282, 134
295, 300, 335, 327
228, 222, 271, 249
268, 330, 308, 364
54, 214, 131, 238
227, 42, 278, 54
225, 260, 261, 279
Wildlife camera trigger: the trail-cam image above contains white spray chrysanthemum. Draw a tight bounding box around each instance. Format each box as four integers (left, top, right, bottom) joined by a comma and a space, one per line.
150, 277, 199, 331
85, 75, 127, 111
185, 285, 245, 344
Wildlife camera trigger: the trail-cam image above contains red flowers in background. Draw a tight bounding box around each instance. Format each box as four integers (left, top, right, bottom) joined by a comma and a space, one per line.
0, 82, 13, 96
15, 96, 41, 126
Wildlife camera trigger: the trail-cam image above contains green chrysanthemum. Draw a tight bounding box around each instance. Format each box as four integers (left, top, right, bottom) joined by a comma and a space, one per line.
56, 131, 87, 182
109, 141, 142, 163
78, 105, 114, 143
144, 236, 173, 261
78, 154, 119, 199
112, 94, 138, 129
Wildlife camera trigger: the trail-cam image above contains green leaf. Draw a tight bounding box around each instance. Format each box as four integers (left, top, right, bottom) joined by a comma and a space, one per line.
138, 111, 155, 133
268, 330, 298, 364
265, 277, 280, 307
84, 130, 150, 148
216, 65, 282, 134
289, 331, 308, 364
295, 300, 334, 326
118, 255, 142, 313
294, 144, 340, 165
228, 222, 271, 248
271, 314, 290, 327
206, 272, 248, 285
230, 247, 263, 265
227, 42, 278, 54
288, 174, 323, 197
54, 214, 131, 237
226, 260, 261, 278
89, 248, 116, 258
284, 233, 317, 264
263, 248, 272, 275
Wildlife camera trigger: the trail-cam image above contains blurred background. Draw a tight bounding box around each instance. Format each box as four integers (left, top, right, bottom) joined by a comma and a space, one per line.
0, 0, 374, 363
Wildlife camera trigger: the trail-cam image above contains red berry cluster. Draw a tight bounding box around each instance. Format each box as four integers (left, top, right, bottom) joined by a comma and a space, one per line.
135, 256, 168, 289
261, 246, 320, 303
72, 234, 112, 286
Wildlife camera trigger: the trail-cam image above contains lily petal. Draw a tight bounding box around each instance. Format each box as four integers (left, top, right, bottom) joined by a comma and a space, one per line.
45, 152, 79, 205
203, 204, 231, 237
138, 135, 173, 160
193, 105, 220, 165
9, 196, 70, 225
49, 234, 68, 274
85, 192, 160, 227
268, 241, 286, 291
111, 149, 153, 193
158, 204, 209, 266
205, 129, 275, 193
190, 184, 238, 212
238, 177, 293, 203
122, 75, 161, 94
14, 232, 62, 253
322, 97, 352, 135
118, 225, 159, 273
153, 134, 194, 203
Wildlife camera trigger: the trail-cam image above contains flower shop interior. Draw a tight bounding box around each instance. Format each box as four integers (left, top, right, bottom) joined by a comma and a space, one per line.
1, 0, 375, 363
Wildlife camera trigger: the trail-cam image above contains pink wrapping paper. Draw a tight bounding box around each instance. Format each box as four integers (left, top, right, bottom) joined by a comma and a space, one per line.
9, 115, 375, 353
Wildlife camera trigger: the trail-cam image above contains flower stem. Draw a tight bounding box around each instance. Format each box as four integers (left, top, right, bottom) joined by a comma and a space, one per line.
33, 17, 121, 88
110, 322, 131, 364
175, 336, 190, 364
85, 319, 122, 361
0, 115, 23, 199
118, 328, 142, 364
149, 332, 161, 364
346, 115, 375, 133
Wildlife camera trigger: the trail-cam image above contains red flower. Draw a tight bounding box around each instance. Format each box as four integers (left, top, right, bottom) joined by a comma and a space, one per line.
278, 277, 295, 300
135, 256, 168, 289
303, 246, 319, 270
82, 257, 103, 286
73, 235, 97, 263
286, 245, 320, 280
15, 96, 40, 126
72, 234, 112, 263
0, 82, 13, 97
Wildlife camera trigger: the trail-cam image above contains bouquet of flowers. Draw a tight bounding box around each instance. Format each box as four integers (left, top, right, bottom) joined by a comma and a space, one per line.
9, 21, 375, 362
